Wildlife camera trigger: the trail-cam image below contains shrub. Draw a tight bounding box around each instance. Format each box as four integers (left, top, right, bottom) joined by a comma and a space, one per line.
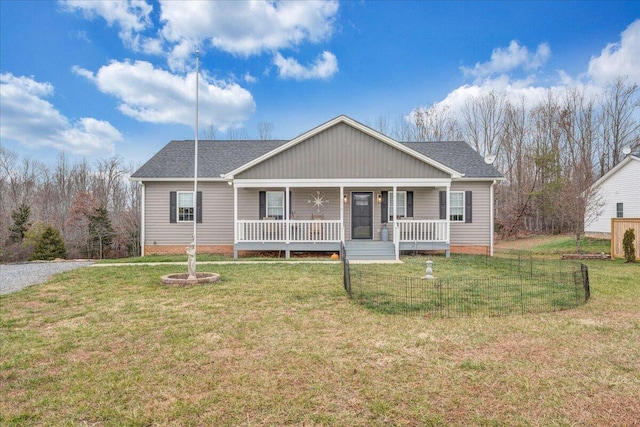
29, 225, 67, 261
622, 228, 636, 263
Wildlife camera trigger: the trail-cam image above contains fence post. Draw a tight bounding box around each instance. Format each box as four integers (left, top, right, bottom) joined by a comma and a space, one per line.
581, 263, 590, 301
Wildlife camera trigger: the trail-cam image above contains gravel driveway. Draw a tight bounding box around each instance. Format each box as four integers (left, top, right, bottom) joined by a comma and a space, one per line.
0, 261, 94, 296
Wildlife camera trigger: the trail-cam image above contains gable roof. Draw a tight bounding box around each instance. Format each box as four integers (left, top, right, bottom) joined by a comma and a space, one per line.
589, 154, 640, 190
222, 115, 463, 179
131, 115, 503, 181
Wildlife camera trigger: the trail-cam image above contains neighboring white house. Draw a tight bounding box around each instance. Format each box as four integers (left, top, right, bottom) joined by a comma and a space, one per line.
585, 154, 640, 236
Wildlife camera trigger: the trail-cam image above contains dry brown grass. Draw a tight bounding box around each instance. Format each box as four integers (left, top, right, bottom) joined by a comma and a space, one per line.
1, 258, 639, 426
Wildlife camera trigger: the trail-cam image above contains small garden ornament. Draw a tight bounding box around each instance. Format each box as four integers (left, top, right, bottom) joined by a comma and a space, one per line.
422, 260, 435, 280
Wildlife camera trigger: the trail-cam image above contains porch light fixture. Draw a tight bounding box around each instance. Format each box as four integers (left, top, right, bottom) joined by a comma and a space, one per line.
343, 194, 348, 204
377, 194, 382, 204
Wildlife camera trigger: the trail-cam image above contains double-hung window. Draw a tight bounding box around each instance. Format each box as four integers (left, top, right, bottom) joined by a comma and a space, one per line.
266, 191, 284, 220
617, 203, 624, 218
178, 192, 195, 222
450, 192, 464, 222
388, 191, 407, 221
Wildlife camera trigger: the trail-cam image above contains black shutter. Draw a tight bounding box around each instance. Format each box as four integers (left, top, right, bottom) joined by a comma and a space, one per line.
170, 191, 177, 223
465, 191, 472, 223
288, 191, 292, 219
259, 191, 266, 219
196, 191, 202, 223
381, 191, 388, 223
406, 191, 414, 217
439, 191, 446, 220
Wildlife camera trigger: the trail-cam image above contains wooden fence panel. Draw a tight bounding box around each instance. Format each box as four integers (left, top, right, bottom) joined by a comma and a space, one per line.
611, 218, 640, 259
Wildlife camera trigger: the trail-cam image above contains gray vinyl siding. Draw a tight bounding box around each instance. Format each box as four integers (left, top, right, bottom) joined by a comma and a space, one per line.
144, 181, 233, 246
449, 182, 492, 246
238, 188, 342, 220
236, 123, 449, 180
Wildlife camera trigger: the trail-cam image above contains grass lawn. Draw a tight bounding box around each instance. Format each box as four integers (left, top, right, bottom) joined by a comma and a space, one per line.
1, 253, 639, 425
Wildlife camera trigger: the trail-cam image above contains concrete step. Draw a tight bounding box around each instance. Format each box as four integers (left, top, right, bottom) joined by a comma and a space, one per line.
345, 241, 396, 260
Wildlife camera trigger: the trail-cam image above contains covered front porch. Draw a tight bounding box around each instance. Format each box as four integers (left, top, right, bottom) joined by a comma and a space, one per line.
232, 180, 452, 260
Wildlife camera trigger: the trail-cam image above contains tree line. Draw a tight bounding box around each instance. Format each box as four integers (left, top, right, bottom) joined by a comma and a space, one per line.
1, 78, 638, 260
0, 152, 140, 261
370, 78, 639, 248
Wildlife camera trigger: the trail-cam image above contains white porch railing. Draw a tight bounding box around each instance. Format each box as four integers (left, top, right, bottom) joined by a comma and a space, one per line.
237, 220, 342, 242
396, 219, 449, 242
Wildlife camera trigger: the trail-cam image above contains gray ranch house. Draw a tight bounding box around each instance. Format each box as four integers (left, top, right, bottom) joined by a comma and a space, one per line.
131, 116, 503, 260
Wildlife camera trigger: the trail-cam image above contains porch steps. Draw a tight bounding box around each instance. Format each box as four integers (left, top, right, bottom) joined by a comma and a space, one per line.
344, 241, 396, 261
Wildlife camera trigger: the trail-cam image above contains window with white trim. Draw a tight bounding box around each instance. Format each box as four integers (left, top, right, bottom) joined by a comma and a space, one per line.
388, 191, 407, 221
450, 192, 464, 222
617, 203, 623, 218
266, 191, 284, 220
178, 192, 194, 222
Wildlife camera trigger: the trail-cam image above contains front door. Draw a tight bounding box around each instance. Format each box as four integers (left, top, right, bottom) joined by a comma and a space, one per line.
351, 192, 373, 239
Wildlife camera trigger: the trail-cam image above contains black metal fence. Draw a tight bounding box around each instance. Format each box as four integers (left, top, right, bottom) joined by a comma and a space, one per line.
343, 252, 590, 317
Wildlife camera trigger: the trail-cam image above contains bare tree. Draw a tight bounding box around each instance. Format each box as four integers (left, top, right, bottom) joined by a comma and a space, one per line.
598, 77, 640, 176
411, 104, 462, 141
461, 91, 506, 157
258, 122, 274, 140
226, 127, 250, 140
200, 123, 217, 140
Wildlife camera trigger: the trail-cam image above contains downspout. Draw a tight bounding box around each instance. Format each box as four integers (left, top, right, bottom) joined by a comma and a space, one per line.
490, 180, 496, 256
340, 186, 345, 243
140, 182, 145, 257
233, 182, 238, 259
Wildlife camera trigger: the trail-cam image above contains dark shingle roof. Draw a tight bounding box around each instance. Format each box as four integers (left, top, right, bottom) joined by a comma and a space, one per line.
132, 138, 502, 179
131, 140, 288, 178
401, 141, 502, 178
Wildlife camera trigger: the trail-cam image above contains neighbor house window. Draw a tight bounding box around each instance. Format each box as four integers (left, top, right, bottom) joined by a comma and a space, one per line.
388, 191, 407, 221
450, 192, 464, 222
617, 203, 623, 218
178, 192, 194, 222
266, 191, 284, 219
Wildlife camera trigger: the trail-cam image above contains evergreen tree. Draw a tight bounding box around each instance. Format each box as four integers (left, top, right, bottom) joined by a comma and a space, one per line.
30, 226, 67, 261
89, 205, 114, 259
9, 203, 31, 243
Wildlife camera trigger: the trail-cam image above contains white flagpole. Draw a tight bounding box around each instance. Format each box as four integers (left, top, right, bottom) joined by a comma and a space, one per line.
192, 49, 200, 273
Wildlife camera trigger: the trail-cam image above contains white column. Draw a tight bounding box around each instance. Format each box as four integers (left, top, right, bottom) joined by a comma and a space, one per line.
285, 186, 290, 243
446, 185, 451, 243
393, 185, 399, 260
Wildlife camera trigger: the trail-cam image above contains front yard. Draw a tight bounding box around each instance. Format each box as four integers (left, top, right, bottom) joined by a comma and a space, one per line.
1, 254, 638, 426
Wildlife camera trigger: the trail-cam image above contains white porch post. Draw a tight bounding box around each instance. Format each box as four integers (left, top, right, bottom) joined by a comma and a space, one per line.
393, 185, 399, 260
285, 186, 290, 243
446, 184, 451, 245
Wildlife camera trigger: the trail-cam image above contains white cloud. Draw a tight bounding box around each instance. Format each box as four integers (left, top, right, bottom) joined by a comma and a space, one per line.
159, 1, 338, 58
0, 73, 122, 155
588, 19, 640, 85
244, 73, 257, 84
61, 0, 156, 53
461, 40, 551, 79
273, 51, 338, 80
74, 60, 255, 130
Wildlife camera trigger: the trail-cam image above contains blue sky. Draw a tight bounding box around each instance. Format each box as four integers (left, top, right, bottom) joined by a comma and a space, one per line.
1, 1, 639, 167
